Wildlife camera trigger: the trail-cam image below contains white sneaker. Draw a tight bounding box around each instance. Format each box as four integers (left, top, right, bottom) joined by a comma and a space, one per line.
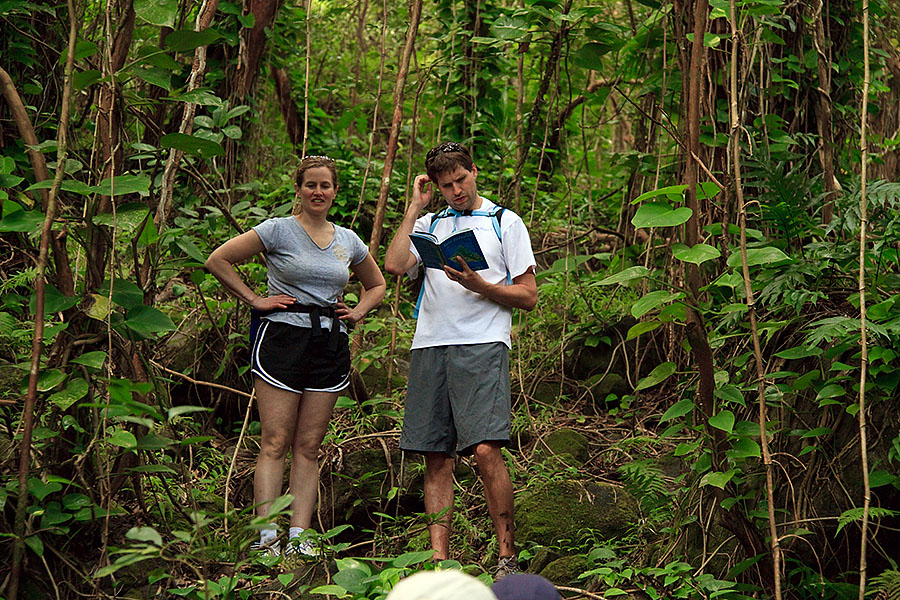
285, 538, 319, 557
250, 539, 281, 557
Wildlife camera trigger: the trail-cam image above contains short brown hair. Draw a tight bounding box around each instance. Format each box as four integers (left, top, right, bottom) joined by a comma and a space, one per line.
425, 142, 473, 181
294, 155, 338, 188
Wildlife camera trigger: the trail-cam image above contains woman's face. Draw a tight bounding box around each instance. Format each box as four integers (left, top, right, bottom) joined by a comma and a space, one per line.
296, 166, 337, 217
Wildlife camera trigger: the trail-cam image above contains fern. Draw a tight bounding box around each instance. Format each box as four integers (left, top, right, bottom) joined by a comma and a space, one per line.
870, 570, 900, 600
618, 459, 671, 515
835, 507, 900, 535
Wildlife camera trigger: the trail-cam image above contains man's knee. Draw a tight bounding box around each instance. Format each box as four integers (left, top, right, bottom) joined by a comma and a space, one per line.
472, 441, 502, 463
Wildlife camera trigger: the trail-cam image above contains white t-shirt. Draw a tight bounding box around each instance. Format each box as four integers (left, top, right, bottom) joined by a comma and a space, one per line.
409, 198, 536, 349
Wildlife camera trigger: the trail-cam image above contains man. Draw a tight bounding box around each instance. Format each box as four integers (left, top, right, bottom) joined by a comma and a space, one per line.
385, 142, 537, 579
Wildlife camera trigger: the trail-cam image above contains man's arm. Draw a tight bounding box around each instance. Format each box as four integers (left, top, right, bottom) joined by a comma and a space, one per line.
444, 261, 538, 311
385, 174, 433, 276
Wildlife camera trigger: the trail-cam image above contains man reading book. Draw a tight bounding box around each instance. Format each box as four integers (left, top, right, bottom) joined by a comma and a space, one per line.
384, 142, 537, 580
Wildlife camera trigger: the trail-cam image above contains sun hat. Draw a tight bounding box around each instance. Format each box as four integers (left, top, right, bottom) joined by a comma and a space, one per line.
387, 570, 497, 600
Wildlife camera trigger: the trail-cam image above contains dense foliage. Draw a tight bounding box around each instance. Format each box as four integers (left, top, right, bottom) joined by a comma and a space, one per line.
1, 0, 899, 598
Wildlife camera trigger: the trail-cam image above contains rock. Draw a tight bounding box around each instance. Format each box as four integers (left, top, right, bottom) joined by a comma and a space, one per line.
538, 554, 591, 586
517, 481, 639, 547
543, 428, 590, 465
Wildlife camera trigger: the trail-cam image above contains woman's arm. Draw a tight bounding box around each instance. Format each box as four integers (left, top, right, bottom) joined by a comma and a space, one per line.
337, 253, 387, 323
205, 230, 297, 311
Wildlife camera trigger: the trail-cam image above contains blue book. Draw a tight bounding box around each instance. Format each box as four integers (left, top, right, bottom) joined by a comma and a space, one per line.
409, 228, 489, 271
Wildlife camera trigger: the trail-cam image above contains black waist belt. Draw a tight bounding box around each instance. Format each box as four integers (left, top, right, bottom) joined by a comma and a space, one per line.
251, 304, 341, 351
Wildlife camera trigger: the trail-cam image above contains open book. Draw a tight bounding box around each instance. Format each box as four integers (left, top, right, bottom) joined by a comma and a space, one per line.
409, 228, 489, 271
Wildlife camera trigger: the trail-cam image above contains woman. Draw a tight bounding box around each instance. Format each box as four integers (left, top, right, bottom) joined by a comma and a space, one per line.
206, 156, 386, 556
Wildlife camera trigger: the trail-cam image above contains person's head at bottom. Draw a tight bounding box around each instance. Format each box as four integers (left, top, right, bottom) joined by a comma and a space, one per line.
491, 573, 561, 600
387, 570, 496, 600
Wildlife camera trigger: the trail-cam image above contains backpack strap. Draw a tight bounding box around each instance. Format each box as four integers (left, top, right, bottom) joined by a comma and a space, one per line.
413, 205, 509, 318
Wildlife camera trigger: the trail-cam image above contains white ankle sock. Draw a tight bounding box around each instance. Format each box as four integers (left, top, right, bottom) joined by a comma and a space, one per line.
289, 526, 304, 539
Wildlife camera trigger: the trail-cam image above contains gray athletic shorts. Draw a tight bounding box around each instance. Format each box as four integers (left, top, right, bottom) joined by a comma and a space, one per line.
400, 342, 510, 457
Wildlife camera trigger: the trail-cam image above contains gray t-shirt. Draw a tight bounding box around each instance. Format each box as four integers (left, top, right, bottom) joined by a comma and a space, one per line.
252, 216, 369, 332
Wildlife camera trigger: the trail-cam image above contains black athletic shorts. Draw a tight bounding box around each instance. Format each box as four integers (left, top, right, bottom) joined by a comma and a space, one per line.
251, 320, 351, 393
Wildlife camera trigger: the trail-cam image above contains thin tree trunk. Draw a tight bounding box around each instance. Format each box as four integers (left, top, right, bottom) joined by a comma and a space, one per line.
272, 66, 304, 146
154, 0, 220, 231
857, 1, 871, 598
812, 0, 836, 224
514, 26, 527, 214
729, 1, 781, 597
8, 1, 78, 596
235, 0, 281, 99
368, 0, 423, 254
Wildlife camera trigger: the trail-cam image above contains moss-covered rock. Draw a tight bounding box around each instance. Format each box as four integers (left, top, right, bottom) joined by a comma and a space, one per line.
538, 554, 591, 586
517, 480, 639, 547
543, 428, 590, 465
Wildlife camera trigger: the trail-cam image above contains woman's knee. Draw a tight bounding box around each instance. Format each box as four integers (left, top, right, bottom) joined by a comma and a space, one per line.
259, 430, 292, 460
292, 434, 324, 462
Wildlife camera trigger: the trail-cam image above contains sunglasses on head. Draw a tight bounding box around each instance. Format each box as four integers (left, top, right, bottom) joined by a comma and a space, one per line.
426, 142, 469, 162
303, 155, 335, 162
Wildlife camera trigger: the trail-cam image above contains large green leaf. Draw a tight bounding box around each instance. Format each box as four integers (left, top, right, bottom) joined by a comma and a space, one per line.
632, 203, 693, 228
48, 377, 89, 410
164, 29, 221, 52
29, 283, 79, 313
161, 133, 224, 158
70, 350, 107, 370
92, 175, 151, 197
708, 410, 735, 434
0, 209, 43, 233
490, 15, 530, 41
175, 237, 207, 263
729, 438, 761, 459
598, 266, 649, 286
631, 291, 684, 318
660, 398, 694, 422
134, 0, 178, 27
92, 203, 150, 233
672, 242, 721, 265
626, 320, 661, 341
97, 278, 144, 309
632, 185, 687, 205
123, 305, 176, 337
725, 247, 792, 268
635, 362, 676, 391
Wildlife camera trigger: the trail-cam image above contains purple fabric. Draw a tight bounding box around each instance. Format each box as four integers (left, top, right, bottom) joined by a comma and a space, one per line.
491, 574, 561, 600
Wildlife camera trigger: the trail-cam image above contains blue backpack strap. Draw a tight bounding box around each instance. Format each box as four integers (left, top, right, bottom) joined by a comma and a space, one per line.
413, 205, 509, 318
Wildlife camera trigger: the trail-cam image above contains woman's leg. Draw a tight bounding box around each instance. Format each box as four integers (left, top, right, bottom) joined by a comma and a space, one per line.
287, 390, 339, 528
253, 377, 302, 519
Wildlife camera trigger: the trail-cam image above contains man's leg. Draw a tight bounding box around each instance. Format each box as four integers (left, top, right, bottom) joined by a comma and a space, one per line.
472, 441, 515, 557
424, 452, 455, 560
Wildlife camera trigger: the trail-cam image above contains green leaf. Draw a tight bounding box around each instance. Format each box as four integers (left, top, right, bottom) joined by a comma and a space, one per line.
222, 125, 242, 139
660, 398, 694, 422
28, 478, 62, 500
309, 585, 348, 597
277, 573, 294, 586
128, 464, 177, 474
126, 526, 163, 547
107, 429, 138, 449
123, 305, 176, 337
0, 209, 43, 233
490, 15, 530, 40
25, 534, 44, 556
29, 283, 79, 313
70, 351, 107, 370
175, 89, 224, 106
392, 550, 437, 568
729, 438, 761, 459
97, 278, 144, 309
726, 247, 792, 268
161, 133, 224, 158
175, 238, 207, 263
672, 242, 721, 265
86, 294, 111, 320
816, 384, 845, 401
869, 470, 897, 488
632, 203, 693, 228
92, 203, 150, 232
92, 175, 151, 197
626, 320, 661, 341
631, 291, 684, 318
598, 266, 650, 286
74, 69, 103, 91
49, 377, 89, 410
332, 568, 369, 595
774, 345, 822, 359
134, 67, 172, 91
134, 0, 178, 27
708, 410, 735, 434
37, 369, 67, 392
635, 362, 676, 392
164, 29, 221, 52
632, 185, 687, 205
168, 405, 212, 420
700, 470, 735, 489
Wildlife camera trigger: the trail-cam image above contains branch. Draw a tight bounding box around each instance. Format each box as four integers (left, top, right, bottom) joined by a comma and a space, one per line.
148, 360, 253, 399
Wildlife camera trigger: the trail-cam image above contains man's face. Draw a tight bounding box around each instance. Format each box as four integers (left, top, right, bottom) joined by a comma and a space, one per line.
434, 165, 480, 212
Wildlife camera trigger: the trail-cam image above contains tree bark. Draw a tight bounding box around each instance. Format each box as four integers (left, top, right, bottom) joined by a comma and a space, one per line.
812, 0, 836, 225
235, 0, 282, 100
367, 0, 423, 254
271, 66, 304, 147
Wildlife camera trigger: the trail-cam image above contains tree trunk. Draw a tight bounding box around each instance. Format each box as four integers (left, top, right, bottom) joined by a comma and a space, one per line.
367, 0, 423, 254
235, 0, 282, 100
272, 66, 304, 147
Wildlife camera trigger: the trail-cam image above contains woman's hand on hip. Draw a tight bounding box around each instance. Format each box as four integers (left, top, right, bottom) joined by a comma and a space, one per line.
251, 294, 297, 311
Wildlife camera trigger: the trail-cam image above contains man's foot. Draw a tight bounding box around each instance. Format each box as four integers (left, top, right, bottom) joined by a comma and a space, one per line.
492, 556, 520, 582
284, 537, 319, 557
250, 539, 281, 557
